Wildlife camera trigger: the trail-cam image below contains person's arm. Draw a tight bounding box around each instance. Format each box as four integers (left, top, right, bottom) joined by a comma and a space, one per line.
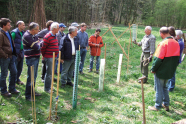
0, 34, 8, 58
98, 37, 104, 47
41, 37, 48, 56
60, 37, 65, 61
88, 36, 96, 47
149, 37, 156, 55
11, 32, 16, 41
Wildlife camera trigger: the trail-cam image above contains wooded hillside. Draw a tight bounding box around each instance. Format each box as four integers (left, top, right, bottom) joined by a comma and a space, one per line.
0, 0, 186, 29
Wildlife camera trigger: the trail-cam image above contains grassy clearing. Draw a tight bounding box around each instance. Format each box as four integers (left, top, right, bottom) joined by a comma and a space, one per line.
0, 25, 186, 124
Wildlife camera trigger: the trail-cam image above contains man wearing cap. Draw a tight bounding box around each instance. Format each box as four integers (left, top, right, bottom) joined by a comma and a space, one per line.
11, 21, 25, 86
77, 23, 88, 74
55, 23, 66, 75
71, 22, 79, 29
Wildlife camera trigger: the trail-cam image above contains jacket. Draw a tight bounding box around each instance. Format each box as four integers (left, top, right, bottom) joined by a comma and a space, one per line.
11, 28, 24, 54
151, 37, 180, 79
60, 33, 79, 60
0, 30, 16, 58
88, 35, 104, 56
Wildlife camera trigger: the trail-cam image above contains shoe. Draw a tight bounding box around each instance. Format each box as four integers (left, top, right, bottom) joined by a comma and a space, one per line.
61, 84, 66, 88
26, 98, 34, 101
138, 80, 146, 83
66, 82, 73, 87
1, 92, 12, 97
96, 70, 99, 74
54, 78, 57, 82
45, 90, 54, 94
148, 106, 159, 111
35, 92, 41, 96
17, 81, 24, 85
79, 71, 84, 74
88, 69, 92, 73
9, 90, 20, 94
162, 104, 169, 111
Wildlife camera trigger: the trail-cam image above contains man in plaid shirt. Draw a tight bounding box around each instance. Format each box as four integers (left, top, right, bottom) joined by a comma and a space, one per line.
133, 26, 156, 83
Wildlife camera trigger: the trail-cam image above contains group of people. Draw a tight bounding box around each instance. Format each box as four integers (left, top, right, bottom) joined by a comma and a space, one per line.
133, 26, 184, 111
0, 18, 104, 101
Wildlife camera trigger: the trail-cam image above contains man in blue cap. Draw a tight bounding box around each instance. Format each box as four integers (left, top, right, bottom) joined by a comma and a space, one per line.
55, 23, 66, 75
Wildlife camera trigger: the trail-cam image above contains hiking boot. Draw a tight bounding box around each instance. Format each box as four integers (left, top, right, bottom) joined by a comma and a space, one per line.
88, 69, 92, 73
79, 71, 84, 74
148, 106, 159, 111
162, 104, 169, 111
1, 92, 12, 97
61, 84, 66, 88
17, 81, 24, 85
67, 82, 73, 87
9, 90, 20, 94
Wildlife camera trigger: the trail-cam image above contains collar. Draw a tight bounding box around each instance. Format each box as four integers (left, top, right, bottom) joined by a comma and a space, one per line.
164, 36, 173, 40
68, 34, 74, 39
50, 31, 56, 37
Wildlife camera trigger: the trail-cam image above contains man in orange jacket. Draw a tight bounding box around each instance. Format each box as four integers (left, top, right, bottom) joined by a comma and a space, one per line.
88, 29, 104, 74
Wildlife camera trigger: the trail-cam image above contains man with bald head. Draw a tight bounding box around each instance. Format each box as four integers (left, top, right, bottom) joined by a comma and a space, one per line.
11, 21, 25, 86
133, 26, 156, 83
148, 27, 180, 111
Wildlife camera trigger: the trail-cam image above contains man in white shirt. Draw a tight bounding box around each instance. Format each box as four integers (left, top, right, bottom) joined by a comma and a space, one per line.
60, 26, 79, 88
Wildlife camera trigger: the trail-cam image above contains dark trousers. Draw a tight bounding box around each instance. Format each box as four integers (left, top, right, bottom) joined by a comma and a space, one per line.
41, 60, 46, 80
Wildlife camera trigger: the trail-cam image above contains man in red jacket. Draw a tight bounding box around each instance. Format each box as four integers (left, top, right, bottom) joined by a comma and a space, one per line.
88, 29, 104, 74
41, 22, 59, 93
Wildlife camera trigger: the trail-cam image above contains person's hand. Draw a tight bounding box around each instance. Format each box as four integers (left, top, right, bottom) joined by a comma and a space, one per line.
132, 40, 137, 44
148, 56, 153, 62
95, 44, 99, 47
151, 71, 155, 73
60, 59, 64, 64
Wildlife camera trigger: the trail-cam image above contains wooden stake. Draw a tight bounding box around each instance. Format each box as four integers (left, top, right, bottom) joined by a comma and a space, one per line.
116, 54, 123, 83
109, 28, 129, 60
30, 66, 34, 124
49, 52, 55, 120
101, 27, 112, 37
138, 76, 146, 124
55, 51, 61, 118
111, 27, 130, 45
32, 66, 37, 124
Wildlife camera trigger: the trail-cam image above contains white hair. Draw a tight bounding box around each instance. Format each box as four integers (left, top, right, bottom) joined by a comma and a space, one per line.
145, 26, 152, 31
68, 26, 78, 34
175, 30, 183, 38
50, 22, 59, 31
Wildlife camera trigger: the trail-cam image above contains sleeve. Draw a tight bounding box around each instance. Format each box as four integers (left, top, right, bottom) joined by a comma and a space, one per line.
41, 37, 48, 56
0, 34, 8, 58
149, 37, 156, 54
86, 33, 89, 47
60, 37, 65, 60
11, 32, 16, 41
88, 36, 96, 47
99, 37, 104, 47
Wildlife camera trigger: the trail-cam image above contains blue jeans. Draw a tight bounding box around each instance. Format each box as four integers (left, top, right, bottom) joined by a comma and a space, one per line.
168, 72, 175, 92
15, 51, 24, 82
0, 55, 17, 94
89, 56, 100, 70
44, 57, 56, 91
61, 56, 75, 85
154, 74, 169, 109
54, 54, 62, 74
79, 48, 87, 72
25, 56, 40, 99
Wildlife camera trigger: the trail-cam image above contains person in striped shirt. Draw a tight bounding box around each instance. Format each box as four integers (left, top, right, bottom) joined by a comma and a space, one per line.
41, 22, 59, 93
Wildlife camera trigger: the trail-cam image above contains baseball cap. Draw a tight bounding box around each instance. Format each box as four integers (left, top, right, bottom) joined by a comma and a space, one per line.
59, 23, 66, 28
71, 22, 79, 27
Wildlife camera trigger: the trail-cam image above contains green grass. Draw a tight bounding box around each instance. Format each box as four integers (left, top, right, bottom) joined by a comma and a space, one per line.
0, 25, 186, 124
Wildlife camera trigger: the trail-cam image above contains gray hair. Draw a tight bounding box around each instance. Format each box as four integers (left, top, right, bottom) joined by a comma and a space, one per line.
16, 21, 24, 27
68, 26, 78, 34
145, 26, 152, 31
29, 22, 39, 30
50, 22, 59, 31
175, 30, 183, 38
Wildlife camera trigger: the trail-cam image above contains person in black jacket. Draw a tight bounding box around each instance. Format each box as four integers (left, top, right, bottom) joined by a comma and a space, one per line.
11, 21, 25, 86
60, 26, 79, 88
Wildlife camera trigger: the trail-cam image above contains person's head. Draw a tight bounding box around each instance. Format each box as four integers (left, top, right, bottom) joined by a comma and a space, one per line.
159, 26, 169, 39
46, 20, 53, 30
95, 28, 101, 37
59, 23, 66, 32
168, 26, 176, 37
16, 21, 25, 31
80, 23, 87, 32
50, 22, 59, 34
29, 22, 39, 35
71, 22, 79, 28
145, 26, 152, 35
68, 26, 78, 38
175, 30, 183, 40
0, 18, 12, 31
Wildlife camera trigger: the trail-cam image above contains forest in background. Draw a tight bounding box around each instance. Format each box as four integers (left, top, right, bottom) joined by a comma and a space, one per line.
0, 0, 186, 29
